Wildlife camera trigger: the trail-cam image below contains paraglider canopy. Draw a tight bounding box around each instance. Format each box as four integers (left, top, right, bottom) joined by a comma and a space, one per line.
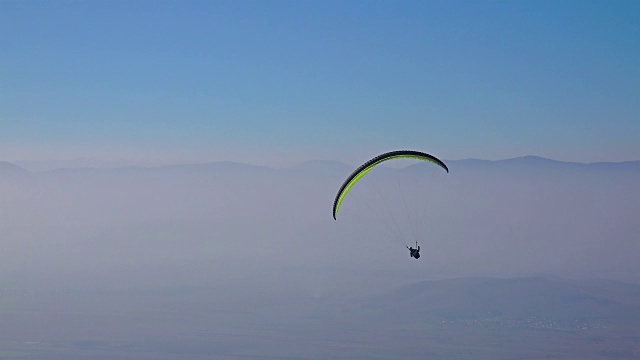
332, 150, 448, 220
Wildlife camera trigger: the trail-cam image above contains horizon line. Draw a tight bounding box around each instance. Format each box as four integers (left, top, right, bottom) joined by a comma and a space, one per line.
3, 154, 639, 173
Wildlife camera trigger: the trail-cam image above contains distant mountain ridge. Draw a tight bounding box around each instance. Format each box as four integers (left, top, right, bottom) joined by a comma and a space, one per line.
443, 156, 640, 170
0, 161, 29, 179
356, 276, 640, 324
3, 156, 639, 174
0, 161, 27, 172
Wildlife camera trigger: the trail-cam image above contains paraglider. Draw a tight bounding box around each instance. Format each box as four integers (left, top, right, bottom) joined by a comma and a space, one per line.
332, 150, 448, 260
407, 242, 421, 259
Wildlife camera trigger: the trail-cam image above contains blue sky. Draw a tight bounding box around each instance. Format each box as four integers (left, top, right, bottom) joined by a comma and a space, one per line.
1, 0, 638, 166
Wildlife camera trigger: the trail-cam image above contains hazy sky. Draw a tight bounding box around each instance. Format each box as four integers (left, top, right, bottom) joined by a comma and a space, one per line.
1, 0, 638, 166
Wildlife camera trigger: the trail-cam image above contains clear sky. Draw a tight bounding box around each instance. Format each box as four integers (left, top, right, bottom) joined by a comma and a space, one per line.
1, 0, 638, 166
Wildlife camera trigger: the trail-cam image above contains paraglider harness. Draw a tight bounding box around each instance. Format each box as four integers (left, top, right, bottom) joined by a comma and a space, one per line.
407, 242, 420, 259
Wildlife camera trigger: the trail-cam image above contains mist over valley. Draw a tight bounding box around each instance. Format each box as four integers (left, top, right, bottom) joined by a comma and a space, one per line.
1, 157, 638, 358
